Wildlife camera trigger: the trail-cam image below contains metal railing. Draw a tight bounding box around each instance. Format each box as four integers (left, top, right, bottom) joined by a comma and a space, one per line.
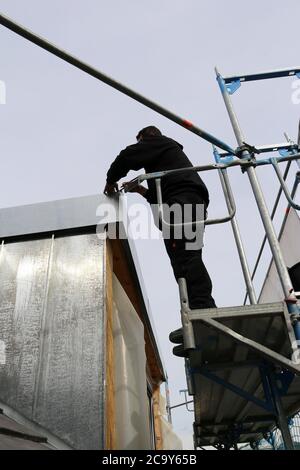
122, 151, 300, 308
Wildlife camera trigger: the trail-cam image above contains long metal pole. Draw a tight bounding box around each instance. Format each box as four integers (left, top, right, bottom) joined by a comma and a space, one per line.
125, 152, 300, 183
215, 68, 300, 344
168, 400, 194, 410
0, 13, 234, 155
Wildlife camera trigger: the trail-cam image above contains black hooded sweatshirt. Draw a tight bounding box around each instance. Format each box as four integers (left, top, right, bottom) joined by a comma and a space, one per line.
106, 135, 210, 206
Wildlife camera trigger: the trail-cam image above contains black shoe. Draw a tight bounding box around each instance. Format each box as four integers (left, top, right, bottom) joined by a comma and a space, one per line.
173, 344, 190, 358
169, 328, 183, 344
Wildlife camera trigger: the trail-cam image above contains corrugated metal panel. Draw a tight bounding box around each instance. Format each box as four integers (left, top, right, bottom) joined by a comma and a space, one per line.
0, 233, 106, 449
0, 238, 52, 416
33, 234, 106, 449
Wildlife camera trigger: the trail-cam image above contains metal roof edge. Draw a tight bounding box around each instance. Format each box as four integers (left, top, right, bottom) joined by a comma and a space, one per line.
0, 193, 167, 380
0, 401, 72, 450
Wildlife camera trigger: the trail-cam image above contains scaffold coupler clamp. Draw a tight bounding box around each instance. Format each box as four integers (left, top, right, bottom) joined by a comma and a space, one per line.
236, 142, 260, 173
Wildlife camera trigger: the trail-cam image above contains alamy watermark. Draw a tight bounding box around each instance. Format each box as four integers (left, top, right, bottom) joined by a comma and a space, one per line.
0, 80, 6, 104
96, 198, 205, 250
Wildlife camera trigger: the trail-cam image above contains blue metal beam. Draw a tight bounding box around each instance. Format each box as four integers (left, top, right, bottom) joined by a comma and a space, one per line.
223, 67, 300, 84
218, 143, 298, 159
191, 367, 274, 412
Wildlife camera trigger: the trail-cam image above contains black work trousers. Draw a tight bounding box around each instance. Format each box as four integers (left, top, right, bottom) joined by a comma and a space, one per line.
163, 192, 216, 310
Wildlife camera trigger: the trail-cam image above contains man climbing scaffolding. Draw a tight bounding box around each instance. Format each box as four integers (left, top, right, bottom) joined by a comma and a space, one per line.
104, 126, 216, 310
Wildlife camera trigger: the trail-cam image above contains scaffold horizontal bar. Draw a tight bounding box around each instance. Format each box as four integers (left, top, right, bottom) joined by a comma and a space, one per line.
121, 153, 300, 190
223, 67, 300, 84
188, 301, 285, 321
196, 416, 275, 428
219, 142, 298, 158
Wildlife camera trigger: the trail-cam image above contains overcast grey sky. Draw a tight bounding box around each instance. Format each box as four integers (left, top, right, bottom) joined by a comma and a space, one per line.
0, 0, 300, 449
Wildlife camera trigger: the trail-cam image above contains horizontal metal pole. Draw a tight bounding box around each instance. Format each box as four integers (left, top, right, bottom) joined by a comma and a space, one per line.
187, 301, 286, 321
169, 400, 194, 410
196, 416, 275, 428
196, 360, 261, 371
195, 309, 282, 322
198, 368, 272, 412
219, 142, 298, 158
155, 171, 236, 227
121, 153, 300, 187
223, 66, 300, 84
254, 153, 300, 166
199, 429, 269, 438
0, 13, 234, 154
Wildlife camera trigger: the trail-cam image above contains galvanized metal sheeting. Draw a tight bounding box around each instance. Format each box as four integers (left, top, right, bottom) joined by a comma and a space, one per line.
0, 233, 106, 449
